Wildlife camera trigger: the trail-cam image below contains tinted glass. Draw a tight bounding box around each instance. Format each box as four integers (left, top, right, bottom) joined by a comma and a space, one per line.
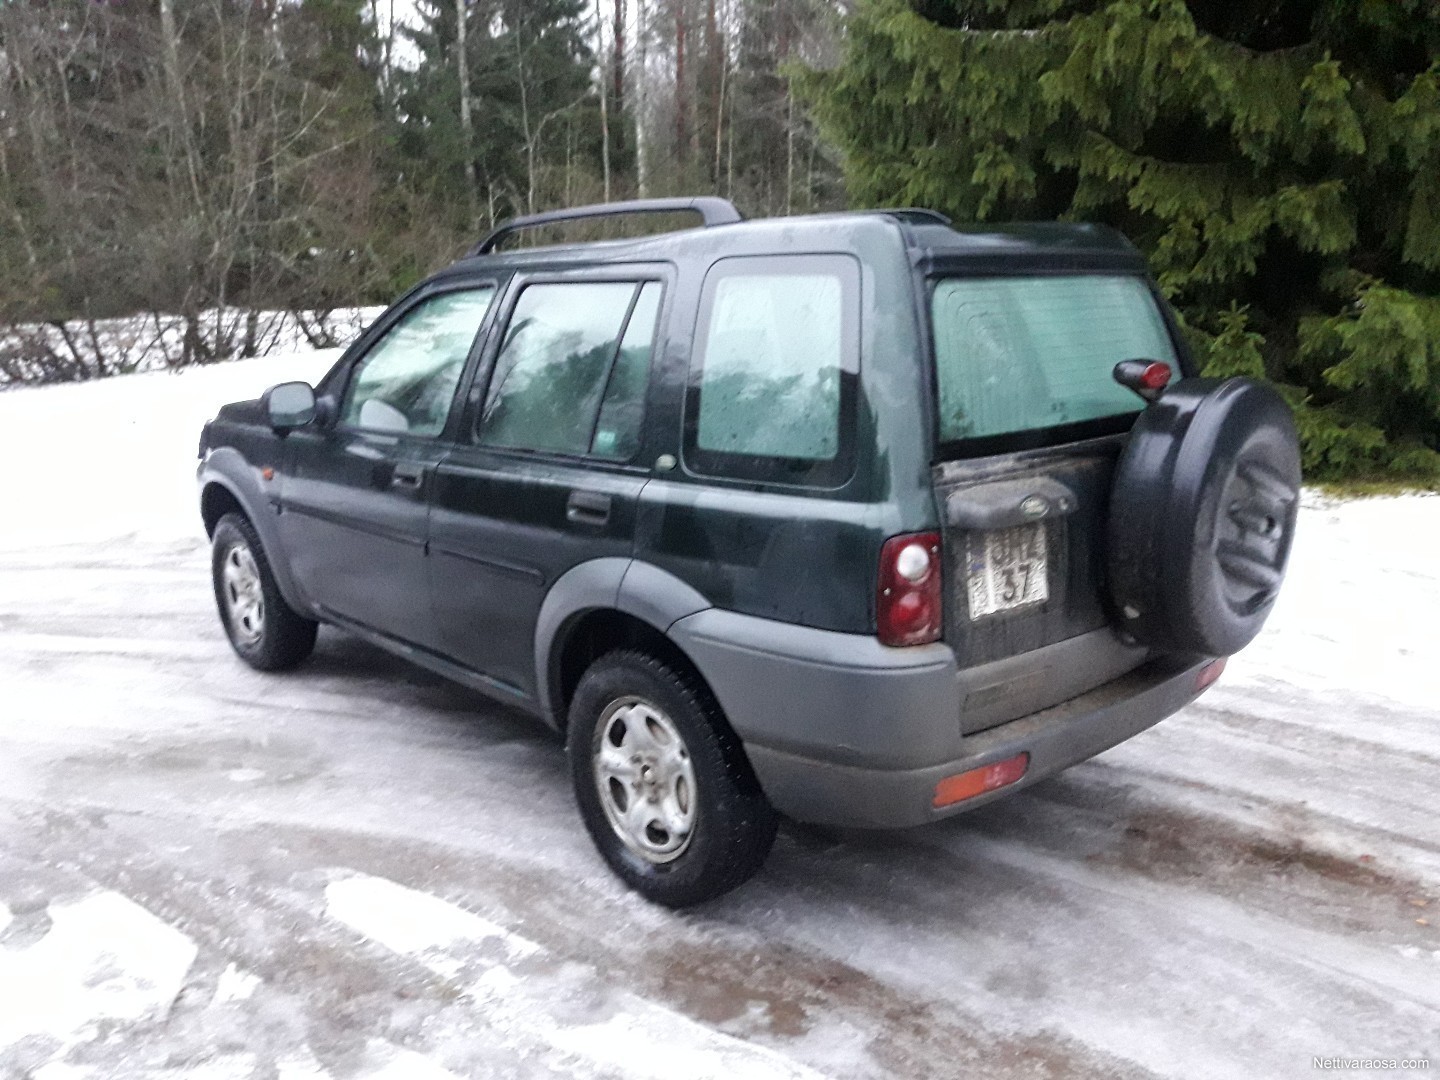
478, 281, 638, 455
931, 275, 1176, 442
694, 268, 844, 461
341, 287, 495, 436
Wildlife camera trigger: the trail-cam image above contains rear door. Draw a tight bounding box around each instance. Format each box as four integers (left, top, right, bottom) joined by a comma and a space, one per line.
427, 269, 668, 701
926, 273, 1184, 731
279, 284, 497, 650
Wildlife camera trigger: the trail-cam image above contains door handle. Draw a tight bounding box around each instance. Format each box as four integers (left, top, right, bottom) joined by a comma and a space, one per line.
566, 490, 611, 526
391, 463, 427, 490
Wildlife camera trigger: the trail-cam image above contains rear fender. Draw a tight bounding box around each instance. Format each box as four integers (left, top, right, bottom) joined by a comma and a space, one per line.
533, 558, 711, 727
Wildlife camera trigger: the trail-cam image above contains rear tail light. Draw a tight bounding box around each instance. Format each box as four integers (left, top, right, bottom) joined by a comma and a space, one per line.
877, 531, 942, 646
933, 752, 1030, 808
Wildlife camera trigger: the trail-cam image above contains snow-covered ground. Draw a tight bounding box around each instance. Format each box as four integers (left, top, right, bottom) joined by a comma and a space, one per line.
0, 352, 1436, 1080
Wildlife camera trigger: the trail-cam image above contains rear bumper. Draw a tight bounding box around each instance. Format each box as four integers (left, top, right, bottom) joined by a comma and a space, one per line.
669, 609, 1209, 829
744, 655, 1208, 828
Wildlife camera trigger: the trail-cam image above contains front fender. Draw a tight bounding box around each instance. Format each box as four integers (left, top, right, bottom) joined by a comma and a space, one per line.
198, 448, 314, 617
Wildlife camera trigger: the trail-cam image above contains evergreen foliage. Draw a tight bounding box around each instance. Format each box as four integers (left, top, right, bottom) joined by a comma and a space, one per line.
395, 0, 601, 228
800, 0, 1440, 480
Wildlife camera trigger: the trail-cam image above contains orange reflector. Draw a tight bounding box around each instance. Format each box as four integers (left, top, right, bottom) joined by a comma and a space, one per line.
1196, 657, 1226, 693
933, 752, 1030, 808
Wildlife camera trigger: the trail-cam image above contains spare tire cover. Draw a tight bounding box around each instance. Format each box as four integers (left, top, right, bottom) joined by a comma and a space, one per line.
1107, 377, 1301, 656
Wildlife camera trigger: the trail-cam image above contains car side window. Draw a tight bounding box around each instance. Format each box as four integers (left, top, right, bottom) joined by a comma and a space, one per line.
477, 280, 661, 459
685, 255, 859, 486
340, 287, 496, 437
592, 282, 662, 460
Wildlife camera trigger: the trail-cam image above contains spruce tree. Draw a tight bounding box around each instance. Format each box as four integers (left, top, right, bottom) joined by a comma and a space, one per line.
397, 0, 600, 230
801, 0, 1440, 480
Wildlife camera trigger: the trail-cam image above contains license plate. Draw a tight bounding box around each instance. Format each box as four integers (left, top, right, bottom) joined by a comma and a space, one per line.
967, 523, 1049, 619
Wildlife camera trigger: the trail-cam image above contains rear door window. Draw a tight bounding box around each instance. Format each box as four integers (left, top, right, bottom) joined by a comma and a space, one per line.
476, 279, 661, 459
930, 275, 1177, 445
685, 254, 859, 486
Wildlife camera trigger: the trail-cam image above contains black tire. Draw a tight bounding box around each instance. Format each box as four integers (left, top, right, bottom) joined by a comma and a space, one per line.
211, 512, 318, 671
566, 650, 777, 908
1107, 376, 1301, 656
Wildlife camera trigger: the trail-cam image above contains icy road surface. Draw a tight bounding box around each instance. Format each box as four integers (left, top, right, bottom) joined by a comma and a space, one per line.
0, 355, 1437, 1080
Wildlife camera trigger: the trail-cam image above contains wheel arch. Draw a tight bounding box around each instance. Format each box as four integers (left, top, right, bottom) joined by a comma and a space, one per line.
200, 479, 247, 537
535, 558, 713, 730
199, 451, 314, 617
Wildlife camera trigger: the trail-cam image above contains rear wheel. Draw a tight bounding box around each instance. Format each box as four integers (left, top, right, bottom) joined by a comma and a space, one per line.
566, 650, 777, 907
211, 513, 317, 671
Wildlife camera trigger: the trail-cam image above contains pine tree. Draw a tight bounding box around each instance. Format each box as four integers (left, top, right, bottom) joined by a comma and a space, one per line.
800, 0, 1440, 480
397, 0, 600, 228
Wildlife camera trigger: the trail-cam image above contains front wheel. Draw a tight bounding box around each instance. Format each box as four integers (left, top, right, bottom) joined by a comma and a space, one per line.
211, 513, 317, 672
566, 650, 777, 908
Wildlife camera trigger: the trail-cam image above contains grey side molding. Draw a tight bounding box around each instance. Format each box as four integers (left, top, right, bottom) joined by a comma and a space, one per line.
617, 560, 710, 632
532, 557, 631, 726
532, 557, 714, 726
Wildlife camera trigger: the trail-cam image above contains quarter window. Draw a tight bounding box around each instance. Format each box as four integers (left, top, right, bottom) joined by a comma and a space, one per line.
685, 255, 859, 485
477, 280, 661, 458
341, 287, 495, 436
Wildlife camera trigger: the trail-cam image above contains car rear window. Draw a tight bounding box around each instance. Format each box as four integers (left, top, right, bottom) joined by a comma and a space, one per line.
930, 275, 1177, 444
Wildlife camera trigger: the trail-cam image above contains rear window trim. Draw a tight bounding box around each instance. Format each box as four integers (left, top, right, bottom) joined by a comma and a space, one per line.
923, 269, 1191, 462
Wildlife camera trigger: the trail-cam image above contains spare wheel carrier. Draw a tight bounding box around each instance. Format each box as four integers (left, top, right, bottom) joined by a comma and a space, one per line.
1106, 376, 1301, 657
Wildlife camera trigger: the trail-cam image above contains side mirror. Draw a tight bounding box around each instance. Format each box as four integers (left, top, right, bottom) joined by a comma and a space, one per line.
263, 381, 318, 432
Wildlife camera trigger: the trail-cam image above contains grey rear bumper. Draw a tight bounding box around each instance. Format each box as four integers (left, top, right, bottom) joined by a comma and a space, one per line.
670, 608, 1209, 829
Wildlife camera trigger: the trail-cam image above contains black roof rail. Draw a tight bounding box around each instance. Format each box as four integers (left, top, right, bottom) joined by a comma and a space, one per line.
469, 196, 743, 256
850, 207, 952, 227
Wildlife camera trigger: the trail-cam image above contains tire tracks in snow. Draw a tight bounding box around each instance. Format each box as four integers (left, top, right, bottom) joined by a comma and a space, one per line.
0, 806, 1160, 1080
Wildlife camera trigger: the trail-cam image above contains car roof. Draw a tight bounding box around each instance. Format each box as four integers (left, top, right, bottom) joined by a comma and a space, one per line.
429, 205, 1148, 282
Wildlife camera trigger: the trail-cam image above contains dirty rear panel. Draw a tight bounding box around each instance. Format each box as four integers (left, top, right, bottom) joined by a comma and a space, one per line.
933, 437, 1152, 733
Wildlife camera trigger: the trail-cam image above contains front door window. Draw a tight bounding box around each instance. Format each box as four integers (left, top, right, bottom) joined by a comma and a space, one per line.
341, 287, 496, 436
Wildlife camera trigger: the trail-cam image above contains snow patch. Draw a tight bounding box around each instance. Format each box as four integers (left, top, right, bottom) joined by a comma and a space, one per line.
212, 962, 262, 1003
164, 1055, 259, 1080
325, 874, 539, 978
275, 1048, 333, 1080
359, 1042, 464, 1080
29, 1064, 98, 1080
326, 874, 829, 1080
1229, 493, 1440, 713
0, 890, 198, 1052
537, 1001, 831, 1080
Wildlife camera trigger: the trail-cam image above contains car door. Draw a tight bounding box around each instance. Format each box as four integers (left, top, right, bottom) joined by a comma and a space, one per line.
279, 283, 498, 651
427, 269, 668, 701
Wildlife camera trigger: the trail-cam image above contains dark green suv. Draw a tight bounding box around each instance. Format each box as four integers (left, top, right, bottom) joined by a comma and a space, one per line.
197, 197, 1301, 906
